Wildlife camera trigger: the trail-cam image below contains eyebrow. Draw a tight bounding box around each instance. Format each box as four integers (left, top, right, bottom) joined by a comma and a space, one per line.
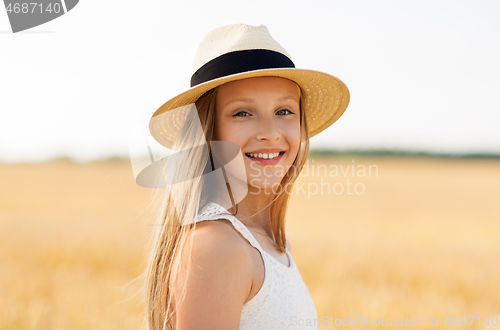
223, 97, 254, 107
223, 95, 299, 107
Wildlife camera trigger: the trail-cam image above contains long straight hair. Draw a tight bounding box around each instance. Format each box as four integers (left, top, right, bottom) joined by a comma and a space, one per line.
143, 82, 310, 330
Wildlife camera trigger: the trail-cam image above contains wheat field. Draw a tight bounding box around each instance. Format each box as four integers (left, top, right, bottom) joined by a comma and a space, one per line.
0, 156, 499, 329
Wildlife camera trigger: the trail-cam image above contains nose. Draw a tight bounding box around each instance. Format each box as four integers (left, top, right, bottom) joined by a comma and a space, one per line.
256, 115, 281, 142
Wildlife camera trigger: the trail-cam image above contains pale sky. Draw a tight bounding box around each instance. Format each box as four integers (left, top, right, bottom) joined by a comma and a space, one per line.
1, 0, 499, 163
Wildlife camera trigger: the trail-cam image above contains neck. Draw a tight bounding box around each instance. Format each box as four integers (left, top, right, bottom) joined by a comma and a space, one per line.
226, 185, 276, 237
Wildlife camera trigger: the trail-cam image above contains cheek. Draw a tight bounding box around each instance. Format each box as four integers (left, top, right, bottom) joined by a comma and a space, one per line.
285, 121, 301, 155
213, 119, 247, 151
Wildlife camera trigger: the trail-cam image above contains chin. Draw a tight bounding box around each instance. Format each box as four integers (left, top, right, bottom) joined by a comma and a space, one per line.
248, 176, 284, 194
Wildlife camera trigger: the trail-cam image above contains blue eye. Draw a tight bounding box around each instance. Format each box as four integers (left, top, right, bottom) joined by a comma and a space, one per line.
276, 109, 293, 115
233, 111, 250, 117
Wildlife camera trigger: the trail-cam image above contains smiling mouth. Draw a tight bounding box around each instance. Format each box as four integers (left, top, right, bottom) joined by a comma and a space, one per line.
245, 151, 285, 159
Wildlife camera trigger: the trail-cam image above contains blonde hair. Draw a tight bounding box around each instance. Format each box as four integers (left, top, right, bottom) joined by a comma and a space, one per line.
142, 82, 310, 330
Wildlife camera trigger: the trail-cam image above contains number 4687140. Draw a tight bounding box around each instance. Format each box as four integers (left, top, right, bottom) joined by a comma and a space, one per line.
444, 316, 499, 327
6, 2, 62, 14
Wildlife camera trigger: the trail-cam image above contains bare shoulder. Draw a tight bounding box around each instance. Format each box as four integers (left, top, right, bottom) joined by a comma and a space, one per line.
190, 219, 253, 266
174, 219, 254, 329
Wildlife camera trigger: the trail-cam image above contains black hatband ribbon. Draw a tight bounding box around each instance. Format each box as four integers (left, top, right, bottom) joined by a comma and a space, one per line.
190, 49, 295, 87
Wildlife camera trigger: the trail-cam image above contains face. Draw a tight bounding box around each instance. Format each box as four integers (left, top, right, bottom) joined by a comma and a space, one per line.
213, 76, 301, 193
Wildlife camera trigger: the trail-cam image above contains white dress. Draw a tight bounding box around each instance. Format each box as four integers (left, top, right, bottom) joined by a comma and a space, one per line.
196, 202, 318, 330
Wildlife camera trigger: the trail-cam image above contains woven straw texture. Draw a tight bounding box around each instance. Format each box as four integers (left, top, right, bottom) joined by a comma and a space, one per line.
192, 24, 292, 74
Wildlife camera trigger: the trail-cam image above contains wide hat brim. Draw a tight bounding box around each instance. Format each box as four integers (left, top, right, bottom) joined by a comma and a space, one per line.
149, 67, 350, 149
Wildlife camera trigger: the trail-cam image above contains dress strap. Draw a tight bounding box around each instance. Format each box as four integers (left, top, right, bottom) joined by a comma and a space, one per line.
195, 202, 264, 253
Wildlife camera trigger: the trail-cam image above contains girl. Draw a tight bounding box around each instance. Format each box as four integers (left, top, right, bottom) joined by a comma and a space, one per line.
144, 24, 350, 330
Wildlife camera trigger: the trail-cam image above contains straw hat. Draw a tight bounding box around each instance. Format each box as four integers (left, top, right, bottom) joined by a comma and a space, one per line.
149, 24, 350, 149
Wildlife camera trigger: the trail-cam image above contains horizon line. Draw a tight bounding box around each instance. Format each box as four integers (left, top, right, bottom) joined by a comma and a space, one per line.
1, 147, 500, 164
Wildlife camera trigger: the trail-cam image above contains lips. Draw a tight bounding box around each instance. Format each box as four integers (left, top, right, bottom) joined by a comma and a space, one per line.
244, 151, 285, 165
245, 151, 284, 160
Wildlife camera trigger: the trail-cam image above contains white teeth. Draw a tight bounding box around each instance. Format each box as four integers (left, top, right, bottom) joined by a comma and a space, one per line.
246, 152, 282, 159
